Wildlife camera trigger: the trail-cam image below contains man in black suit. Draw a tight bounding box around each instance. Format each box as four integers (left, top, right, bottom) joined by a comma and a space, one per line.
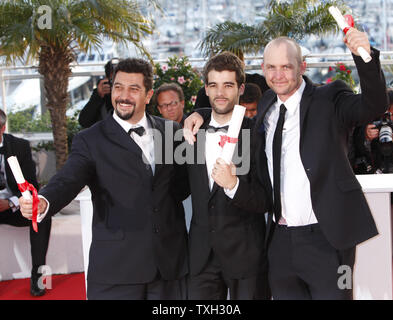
0, 109, 52, 296
186, 52, 270, 300
184, 28, 388, 299
20, 58, 189, 300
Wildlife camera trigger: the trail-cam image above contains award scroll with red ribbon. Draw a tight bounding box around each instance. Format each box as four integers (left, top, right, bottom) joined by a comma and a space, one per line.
218, 104, 246, 164
328, 6, 372, 63
7, 156, 39, 232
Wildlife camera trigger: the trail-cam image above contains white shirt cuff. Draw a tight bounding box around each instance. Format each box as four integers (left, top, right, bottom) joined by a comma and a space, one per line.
224, 178, 239, 199
37, 195, 50, 223
9, 196, 19, 213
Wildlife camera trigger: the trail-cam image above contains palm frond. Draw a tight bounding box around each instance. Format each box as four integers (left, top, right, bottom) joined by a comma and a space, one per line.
199, 0, 349, 57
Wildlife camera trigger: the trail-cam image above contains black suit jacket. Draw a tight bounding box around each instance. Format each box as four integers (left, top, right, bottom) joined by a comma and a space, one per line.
78, 89, 113, 128
254, 50, 388, 250
40, 114, 189, 284
186, 116, 269, 278
3, 133, 38, 196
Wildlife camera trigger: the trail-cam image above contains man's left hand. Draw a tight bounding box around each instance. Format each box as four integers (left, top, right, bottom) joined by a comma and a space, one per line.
344, 28, 371, 56
212, 158, 237, 190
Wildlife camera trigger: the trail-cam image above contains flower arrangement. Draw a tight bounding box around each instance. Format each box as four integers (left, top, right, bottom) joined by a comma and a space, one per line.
152, 56, 204, 115
326, 62, 356, 92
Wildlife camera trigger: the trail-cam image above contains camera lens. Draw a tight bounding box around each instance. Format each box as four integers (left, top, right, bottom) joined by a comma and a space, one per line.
379, 125, 393, 144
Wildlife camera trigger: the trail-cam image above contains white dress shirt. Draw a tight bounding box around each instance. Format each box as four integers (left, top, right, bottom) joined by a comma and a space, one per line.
205, 116, 238, 197
264, 79, 318, 226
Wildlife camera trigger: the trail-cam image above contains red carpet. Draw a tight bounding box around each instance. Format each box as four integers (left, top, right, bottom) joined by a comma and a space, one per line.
0, 273, 86, 300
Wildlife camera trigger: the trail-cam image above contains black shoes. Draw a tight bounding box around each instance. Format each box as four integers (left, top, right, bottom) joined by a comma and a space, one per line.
30, 273, 46, 297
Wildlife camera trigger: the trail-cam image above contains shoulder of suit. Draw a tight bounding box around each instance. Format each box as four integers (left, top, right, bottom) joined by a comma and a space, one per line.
3, 133, 30, 146
315, 79, 352, 96
149, 114, 182, 131
261, 88, 275, 100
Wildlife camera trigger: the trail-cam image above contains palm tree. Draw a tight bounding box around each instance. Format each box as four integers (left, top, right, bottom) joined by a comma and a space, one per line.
0, 0, 158, 170
199, 0, 350, 57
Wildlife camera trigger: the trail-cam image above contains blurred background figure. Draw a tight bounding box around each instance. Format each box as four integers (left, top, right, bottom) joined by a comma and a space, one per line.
154, 83, 187, 127
0, 109, 52, 297
240, 83, 262, 118
78, 58, 120, 128
351, 89, 393, 174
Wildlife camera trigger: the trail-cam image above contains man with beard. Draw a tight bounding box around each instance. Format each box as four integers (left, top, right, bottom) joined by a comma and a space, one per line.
185, 52, 270, 300
19, 58, 189, 300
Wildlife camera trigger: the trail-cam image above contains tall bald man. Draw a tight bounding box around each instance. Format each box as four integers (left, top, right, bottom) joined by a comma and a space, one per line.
184, 28, 389, 299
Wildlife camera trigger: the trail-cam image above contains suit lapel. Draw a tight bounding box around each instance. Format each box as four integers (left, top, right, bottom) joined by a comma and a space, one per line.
148, 113, 163, 179
299, 76, 314, 136
102, 116, 144, 158
3, 134, 15, 187
255, 94, 276, 189
195, 119, 214, 198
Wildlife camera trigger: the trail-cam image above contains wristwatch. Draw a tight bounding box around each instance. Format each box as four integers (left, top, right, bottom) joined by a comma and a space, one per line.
8, 199, 15, 209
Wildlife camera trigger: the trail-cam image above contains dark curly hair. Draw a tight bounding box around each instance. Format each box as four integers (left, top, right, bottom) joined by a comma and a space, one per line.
112, 58, 154, 92
202, 51, 245, 88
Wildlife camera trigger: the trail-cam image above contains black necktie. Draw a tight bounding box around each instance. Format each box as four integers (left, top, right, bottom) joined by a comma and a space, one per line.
128, 126, 145, 137
0, 146, 4, 154
206, 125, 229, 133
273, 104, 287, 223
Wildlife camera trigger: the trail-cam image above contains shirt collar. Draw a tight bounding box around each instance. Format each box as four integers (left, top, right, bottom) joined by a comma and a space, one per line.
113, 112, 149, 133
276, 78, 306, 116
208, 114, 231, 128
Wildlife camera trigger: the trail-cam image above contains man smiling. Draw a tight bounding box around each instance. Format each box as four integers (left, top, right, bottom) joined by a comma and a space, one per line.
186, 52, 270, 300
19, 58, 189, 300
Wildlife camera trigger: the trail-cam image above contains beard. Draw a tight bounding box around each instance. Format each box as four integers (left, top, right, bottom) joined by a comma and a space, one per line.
114, 99, 136, 120
210, 97, 236, 115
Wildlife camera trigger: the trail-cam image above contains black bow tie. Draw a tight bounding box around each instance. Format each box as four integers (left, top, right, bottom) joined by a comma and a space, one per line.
206, 125, 229, 133
128, 126, 145, 137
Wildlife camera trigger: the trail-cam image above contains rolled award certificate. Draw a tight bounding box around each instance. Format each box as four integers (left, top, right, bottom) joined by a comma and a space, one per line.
218, 105, 246, 164
7, 156, 38, 232
328, 6, 372, 63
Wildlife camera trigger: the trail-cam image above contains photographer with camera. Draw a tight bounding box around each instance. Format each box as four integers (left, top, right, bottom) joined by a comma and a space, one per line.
78, 58, 120, 128
352, 89, 393, 174
0, 109, 52, 296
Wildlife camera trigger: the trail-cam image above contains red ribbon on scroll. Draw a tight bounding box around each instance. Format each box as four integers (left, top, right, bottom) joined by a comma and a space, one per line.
343, 14, 355, 34
17, 181, 39, 232
219, 135, 238, 148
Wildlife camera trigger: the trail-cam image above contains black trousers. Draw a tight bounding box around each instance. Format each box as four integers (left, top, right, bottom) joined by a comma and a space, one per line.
268, 223, 355, 300
188, 251, 270, 300
87, 272, 187, 300
0, 208, 52, 274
